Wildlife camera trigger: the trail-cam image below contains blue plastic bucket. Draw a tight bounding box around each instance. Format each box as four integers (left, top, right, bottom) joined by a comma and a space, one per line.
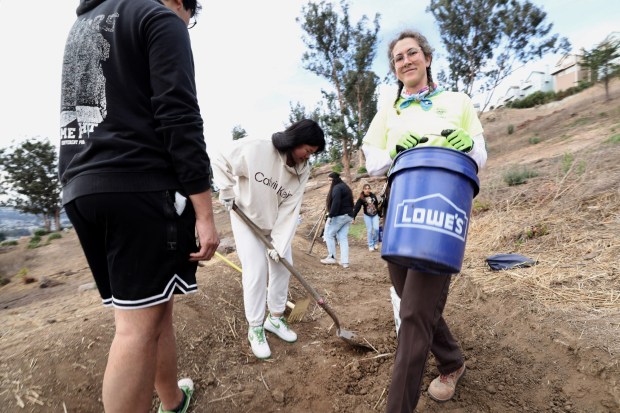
381, 147, 480, 274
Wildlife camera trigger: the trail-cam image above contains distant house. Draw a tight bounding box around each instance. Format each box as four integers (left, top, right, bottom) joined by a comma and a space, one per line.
496, 85, 523, 107
551, 54, 590, 92
521, 70, 554, 95
495, 67, 554, 107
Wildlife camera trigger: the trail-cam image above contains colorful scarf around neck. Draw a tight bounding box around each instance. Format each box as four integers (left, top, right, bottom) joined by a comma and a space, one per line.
399, 84, 444, 111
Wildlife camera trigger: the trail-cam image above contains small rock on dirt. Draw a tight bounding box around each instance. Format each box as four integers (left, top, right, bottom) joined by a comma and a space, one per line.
271, 389, 285, 403
78, 282, 97, 292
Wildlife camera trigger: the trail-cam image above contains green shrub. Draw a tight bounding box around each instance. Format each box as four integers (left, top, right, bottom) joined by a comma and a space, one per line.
331, 163, 343, 173
472, 199, 491, 213
357, 166, 367, 174
576, 160, 586, 175
503, 167, 539, 186
607, 134, 620, 144
507, 124, 515, 135
27, 235, 42, 249
528, 136, 541, 144
561, 152, 574, 174
33, 229, 48, 236
47, 233, 62, 241
0, 240, 18, 247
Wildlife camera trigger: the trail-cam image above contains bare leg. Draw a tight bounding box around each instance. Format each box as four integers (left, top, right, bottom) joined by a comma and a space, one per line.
102, 301, 170, 412
155, 299, 184, 410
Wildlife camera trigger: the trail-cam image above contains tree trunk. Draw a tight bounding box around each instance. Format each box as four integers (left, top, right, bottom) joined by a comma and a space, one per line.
332, 66, 352, 184
54, 208, 62, 231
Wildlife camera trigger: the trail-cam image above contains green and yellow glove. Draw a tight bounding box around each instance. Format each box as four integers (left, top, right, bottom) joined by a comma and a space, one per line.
442, 128, 473, 152
389, 133, 428, 159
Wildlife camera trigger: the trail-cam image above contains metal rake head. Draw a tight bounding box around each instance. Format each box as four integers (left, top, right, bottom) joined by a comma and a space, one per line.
286, 296, 311, 323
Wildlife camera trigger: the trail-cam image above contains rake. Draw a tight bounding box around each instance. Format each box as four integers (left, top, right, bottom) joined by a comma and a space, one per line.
213, 251, 311, 323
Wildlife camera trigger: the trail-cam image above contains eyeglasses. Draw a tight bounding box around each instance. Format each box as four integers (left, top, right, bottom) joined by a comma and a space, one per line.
391, 48, 420, 67
188, 16, 197, 29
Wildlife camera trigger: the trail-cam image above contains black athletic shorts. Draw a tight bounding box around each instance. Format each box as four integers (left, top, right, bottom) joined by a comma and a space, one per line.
65, 191, 199, 309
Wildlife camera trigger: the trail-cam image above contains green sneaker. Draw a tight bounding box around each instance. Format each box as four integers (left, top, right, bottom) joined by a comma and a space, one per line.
248, 326, 271, 359
264, 313, 297, 343
158, 378, 194, 413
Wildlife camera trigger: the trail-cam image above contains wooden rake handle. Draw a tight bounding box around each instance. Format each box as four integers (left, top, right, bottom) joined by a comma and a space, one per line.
232, 204, 343, 330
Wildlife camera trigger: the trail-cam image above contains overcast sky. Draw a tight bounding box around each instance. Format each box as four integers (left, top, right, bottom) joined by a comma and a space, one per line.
0, 0, 618, 156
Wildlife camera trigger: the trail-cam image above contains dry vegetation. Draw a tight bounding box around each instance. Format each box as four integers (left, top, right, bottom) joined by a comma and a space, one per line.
1, 79, 619, 412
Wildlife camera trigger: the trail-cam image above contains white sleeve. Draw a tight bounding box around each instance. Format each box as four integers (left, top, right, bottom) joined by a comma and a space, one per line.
363, 144, 392, 176
211, 143, 246, 200
468, 133, 487, 170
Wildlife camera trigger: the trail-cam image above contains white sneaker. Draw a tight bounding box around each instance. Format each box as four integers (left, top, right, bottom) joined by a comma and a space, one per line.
368, 247, 374, 251
320, 256, 337, 265
341, 263, 350, 269
263, 314, 297, 343
248, 326, 271, 359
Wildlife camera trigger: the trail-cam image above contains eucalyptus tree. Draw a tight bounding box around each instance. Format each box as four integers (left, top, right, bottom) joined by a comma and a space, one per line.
429, 0, 570, 111
298, 0, 380, 181
231, 125, 248, 140
581, 34, 620, 101
0, 138, 62, 231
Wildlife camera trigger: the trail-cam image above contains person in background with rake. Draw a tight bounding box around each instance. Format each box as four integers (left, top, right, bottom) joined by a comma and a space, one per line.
212, 119, 325, 359
362, 30, 487, 412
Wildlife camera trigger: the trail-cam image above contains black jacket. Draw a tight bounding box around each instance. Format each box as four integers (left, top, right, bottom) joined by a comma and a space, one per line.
327, 181, 354, 218
59, 0, 210, 204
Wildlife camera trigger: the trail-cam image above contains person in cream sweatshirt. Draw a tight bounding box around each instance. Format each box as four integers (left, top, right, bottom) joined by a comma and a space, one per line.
212, 119, 325, 359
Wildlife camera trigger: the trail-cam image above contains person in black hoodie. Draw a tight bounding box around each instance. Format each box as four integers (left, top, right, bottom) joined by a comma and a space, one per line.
320, 172, 354, 268
58, 1, 218, 412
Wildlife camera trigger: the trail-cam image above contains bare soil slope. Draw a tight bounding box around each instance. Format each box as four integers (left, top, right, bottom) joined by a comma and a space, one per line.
1, 81, 619, 412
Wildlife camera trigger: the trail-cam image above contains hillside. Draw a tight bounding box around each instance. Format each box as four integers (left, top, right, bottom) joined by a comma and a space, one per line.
1, 80, 619, 412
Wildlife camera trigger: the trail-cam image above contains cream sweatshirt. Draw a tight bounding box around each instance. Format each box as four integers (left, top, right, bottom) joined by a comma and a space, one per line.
212, 138, 310, 255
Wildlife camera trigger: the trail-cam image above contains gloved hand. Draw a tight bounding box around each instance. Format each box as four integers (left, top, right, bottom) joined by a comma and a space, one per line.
266, 248, 280, 263
442, 128, 473, 152
220, 198, 234, 211
390, 133, 428, 159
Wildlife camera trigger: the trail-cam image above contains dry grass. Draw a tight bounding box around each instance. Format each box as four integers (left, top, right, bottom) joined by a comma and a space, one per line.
465, 95, 620, 353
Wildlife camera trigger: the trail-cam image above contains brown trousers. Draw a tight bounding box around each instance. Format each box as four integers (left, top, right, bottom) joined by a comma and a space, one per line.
385, 263, 464, 413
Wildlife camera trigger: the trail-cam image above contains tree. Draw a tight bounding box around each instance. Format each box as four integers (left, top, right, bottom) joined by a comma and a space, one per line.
0, 138, 62, 232
298, 0, 380, 182
288, 101, 321, 124
581, 34, 620, 101
231, 125, 248, 141
428, 0, 570, 111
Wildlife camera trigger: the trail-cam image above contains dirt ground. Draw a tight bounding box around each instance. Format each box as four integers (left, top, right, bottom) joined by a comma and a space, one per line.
1, 81, 619, 413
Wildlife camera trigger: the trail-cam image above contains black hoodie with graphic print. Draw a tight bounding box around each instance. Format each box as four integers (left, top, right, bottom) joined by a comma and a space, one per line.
59, 0, 210, 204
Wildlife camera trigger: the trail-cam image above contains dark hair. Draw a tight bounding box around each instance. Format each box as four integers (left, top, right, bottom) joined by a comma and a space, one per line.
387, 30, 435, 106
325, 172, 343, 209
272, 119, 326, 154
183, 0, 202, 17
358, 184, 372, 200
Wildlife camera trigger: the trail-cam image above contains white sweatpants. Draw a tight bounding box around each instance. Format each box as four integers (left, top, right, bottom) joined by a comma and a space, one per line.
230, 212, 293, 327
